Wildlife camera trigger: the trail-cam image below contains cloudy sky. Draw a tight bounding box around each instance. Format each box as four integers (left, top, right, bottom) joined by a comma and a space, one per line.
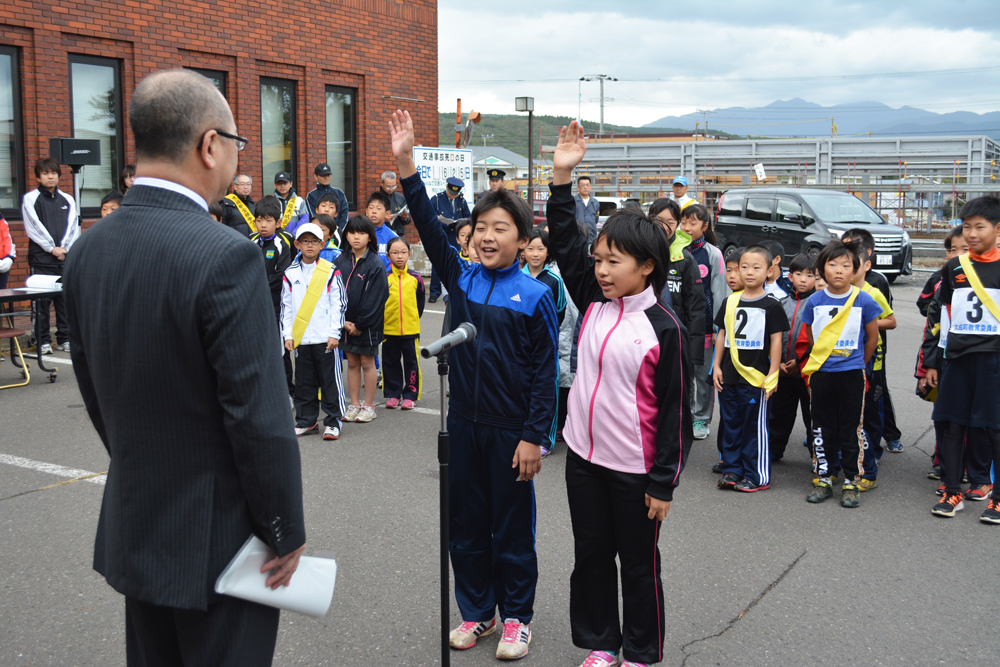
437, 0, 1000, 127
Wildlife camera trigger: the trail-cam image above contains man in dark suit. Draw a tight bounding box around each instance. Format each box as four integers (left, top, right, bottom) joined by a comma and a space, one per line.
64, 69, 306, 667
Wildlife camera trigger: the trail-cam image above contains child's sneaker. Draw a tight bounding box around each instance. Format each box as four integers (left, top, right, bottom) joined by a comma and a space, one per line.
927, 466, 940, 480
356, 405, 377, 423
344, 405, 361, 422
806, 478, 833, 503
734, 479, 769, 492
496, 618, 531, 660
323, 426, 340, 441
580, 650, 622, 667
717, 472, 740, 489
692, 421, 710, 440
841, 483, 861, 508
711, 460, 723, 474
40, 343, 53, 355
856, 479, 877, 492
400, 399, 415, 410
621, 662, 651, 667
886, 439, 903, 453
964, 484, 992, 501
449, 618, 496, 650
935, 484, 946, 497
294, 423, 318, 437
540, 446, 551, 458
980, 497, 1000, 524
931, 492, 965, 517
384, 397, 399, 409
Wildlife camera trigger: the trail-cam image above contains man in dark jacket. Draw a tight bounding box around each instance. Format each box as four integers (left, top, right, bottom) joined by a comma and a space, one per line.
306, 162, 349, 230
380, 170, 409, 235
220, 173, 256, 237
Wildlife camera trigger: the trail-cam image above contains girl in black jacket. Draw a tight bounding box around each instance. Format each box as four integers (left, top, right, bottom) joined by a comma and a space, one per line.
335, 215, 390, 422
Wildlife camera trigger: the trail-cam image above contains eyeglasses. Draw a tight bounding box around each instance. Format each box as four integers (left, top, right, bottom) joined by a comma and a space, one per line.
198, 129, 249, 151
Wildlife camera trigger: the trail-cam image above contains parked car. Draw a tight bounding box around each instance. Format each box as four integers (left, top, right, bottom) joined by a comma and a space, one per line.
595, 196, 641, 232
714, 188, 912, 282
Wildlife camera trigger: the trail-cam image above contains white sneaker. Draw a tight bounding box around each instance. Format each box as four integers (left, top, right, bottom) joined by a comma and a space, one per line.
449, 617, 496, 650
323, 426, 340, 440
57, 342, 70, 352
344, 405, 361, 422
40, 343, 53, 355
356, 405, 377, 423
289, 395, 295, 411
580, 651, 622, 667
294, 423, 318, 437
496, 618, 531, 660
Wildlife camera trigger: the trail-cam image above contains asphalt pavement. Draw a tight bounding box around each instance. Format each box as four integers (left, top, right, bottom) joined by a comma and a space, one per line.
1, 274, 996, 667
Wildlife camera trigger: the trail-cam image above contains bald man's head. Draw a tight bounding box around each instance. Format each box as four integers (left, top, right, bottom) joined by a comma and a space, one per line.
129, 69, 233, 163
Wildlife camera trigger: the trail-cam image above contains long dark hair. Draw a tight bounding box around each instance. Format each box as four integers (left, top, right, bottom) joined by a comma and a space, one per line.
523, 227, 554, 265
682, 204, 717, 246
343, 214, 379, 255
119, 164, 135, 194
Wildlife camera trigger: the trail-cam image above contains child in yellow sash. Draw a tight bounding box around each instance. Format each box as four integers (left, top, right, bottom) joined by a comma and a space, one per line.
800, 240, 881, 509
711, 246, 788, 492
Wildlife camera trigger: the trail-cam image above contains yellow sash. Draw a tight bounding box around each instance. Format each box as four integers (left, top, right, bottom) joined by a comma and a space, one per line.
225, 194, 256, 233
291, 259, 334, 348
958, 253, 1000, 323
723, 292, 778, 391
282, 196, 298, 227
802, 286, 860, 377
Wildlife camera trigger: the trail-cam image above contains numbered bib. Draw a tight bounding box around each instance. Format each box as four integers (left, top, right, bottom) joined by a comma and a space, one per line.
811, 305, 863, 351
949, 287, 1000, 336
723, 307, 766, 350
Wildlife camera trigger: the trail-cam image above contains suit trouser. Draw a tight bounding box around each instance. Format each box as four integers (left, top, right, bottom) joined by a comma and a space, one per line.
30, 263, 67, 346
810, 369, 866, 484
449, 416, 537, 625
125, 596, 279, 667
769, 374, 811, 459
382, 334, 421, 400
293, 343, 345, 428
719, 383, 770, 487
565, 449, 665, 664
692, 338, 715, 423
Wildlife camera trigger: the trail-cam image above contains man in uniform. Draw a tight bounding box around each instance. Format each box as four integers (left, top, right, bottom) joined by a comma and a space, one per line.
427, 176, 470, 302
306, 162, 349, 230
381, 170, 409, 235
220, 173, 255, 237
273, 171, 309, 235
478, 168, 506, 201
671, 175, 699, 211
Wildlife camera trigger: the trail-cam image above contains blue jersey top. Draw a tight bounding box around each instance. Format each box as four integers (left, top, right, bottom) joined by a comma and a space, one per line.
372, 223, 397, 270
800, 287, 882, 372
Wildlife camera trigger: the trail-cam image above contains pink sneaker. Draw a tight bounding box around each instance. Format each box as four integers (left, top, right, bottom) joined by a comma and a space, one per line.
384, 397, 399, 409
496, 618, 530, 660
400, 399, 415, 410
581, 650, 622, 666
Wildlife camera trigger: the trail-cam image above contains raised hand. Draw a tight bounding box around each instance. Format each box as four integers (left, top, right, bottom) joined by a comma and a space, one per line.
553, 120, 587, 180
388, 110, 417, 178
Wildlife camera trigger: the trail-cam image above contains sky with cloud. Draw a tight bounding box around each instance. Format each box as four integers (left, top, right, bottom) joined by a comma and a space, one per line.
437, 0, 1000, 127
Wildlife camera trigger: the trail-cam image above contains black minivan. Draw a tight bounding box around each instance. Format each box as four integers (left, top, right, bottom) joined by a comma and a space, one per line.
714, 188, 913, 282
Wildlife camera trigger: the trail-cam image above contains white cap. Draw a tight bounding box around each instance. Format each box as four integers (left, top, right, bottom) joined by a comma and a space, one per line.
295, 223, 325, 241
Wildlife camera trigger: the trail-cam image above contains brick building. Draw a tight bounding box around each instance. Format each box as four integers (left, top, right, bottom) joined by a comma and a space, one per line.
0, 0, 439, 287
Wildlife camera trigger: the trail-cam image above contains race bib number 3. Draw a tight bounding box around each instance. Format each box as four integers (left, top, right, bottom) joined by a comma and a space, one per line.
811, 305, 863, 350
724, 307, 766, 350
950, 287, 1000, 336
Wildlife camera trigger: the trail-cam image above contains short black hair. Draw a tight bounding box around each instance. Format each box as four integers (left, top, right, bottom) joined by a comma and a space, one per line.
525, 227, 554, 265
648, 197, 680, 223
208, 201, 224, 220
759, 239, 785, 263
842, 228, 875, 257
255, 195, 282, 222
680, 204, 717, 245
101, 190, 124, 206
816, 239, 861, 281
959, 195, 1000, 225
34, 157, 61, 178
725, 246, 744, 263
741, 244, 773, 265
622, 200, 643, 214
471, 189, 533, 240
313, 214, 337, 235
455, 218, 473, 238
366, 190, 391, 210
788, 253, 816, 274
386, 236, 410, 254
577, 175, 592, 185
343, 214, 379, 254
595, 209, 671, 294
317, 192, 340, 210
945, 225, 965, 249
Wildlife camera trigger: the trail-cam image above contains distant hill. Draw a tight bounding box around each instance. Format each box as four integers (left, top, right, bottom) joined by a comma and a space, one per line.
644, 98, 1000, 140
438, 113, 740, 159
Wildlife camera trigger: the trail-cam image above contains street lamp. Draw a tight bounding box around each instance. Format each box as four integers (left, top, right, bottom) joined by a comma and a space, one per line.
515, 96, 534, 209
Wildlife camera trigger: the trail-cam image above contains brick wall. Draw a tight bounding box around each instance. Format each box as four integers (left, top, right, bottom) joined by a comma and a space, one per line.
0, 0, 438, 287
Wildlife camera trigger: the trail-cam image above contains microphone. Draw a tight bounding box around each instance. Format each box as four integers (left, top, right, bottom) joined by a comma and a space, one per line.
421, 323, 477, 358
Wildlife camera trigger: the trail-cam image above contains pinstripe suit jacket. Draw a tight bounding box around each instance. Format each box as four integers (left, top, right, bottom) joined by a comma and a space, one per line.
64, 184, 306, 611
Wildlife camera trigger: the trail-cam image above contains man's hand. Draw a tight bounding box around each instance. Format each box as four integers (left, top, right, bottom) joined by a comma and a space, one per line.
712, 366, 725, 392
262, 544, 306, 590
284, 339, 294, 352
552, 121, 588, 185
51, 247, 67, 260
512, 440, 541, 481
326, 337, 339, 351
388, 110, 417, 178
645, 494, 671, 522
925, 368, 938, 388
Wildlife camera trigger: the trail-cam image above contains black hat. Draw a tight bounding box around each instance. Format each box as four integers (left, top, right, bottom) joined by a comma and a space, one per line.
274, 171, 292, 183
314, 163, 332, 176
487, 168, 506, 180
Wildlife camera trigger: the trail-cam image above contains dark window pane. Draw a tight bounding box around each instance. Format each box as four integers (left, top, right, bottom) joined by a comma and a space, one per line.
325, 87, 355, 207
746, 198, 773, 221
775, 198, 802, 222
719, 192, 743, 217
186, 68, 226, 98
261, 79, 295, 187
70, 59, 119, 208
0, 51, 20, 209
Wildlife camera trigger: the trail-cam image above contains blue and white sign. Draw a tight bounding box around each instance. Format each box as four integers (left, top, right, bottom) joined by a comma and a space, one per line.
414, 147, 474, 200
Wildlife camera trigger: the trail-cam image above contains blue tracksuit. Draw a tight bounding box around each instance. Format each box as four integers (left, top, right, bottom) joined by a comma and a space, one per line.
373, 223, 397, 271
402, 172, 558, 624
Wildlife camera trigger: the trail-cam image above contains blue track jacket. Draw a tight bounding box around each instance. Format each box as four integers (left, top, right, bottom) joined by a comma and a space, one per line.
402, 173, 559, 445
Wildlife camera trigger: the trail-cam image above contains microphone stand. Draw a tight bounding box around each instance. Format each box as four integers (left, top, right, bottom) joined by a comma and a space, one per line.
436, 352, 451, 667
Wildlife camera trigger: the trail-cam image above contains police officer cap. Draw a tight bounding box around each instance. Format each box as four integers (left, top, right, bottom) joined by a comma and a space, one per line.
274, 171, 292, 183
446, 177, 464, 193
487, 169, 506, 181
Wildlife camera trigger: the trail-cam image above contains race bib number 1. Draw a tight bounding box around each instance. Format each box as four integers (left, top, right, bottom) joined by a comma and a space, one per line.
724, 307, 766, 350
949, 287, 1000, 336
811, 305, 863, 350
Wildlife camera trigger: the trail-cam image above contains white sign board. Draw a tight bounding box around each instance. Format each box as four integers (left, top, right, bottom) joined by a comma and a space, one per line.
413, 147, 474, 200
754, 162, 767, 181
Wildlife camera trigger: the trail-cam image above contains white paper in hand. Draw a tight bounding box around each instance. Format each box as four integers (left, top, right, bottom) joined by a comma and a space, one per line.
214, 535, 337, 618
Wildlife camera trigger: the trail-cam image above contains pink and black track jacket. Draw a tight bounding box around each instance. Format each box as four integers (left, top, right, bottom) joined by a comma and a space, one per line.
547, 182, 693, 501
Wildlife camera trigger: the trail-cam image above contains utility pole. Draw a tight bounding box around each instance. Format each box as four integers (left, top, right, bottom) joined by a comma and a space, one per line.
696, 109, 715, 139
581, 74, 616, 135
482, 134, 493, 191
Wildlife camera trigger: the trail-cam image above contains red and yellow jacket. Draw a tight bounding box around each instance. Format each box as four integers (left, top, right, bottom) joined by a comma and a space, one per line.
384, 264, 425, 336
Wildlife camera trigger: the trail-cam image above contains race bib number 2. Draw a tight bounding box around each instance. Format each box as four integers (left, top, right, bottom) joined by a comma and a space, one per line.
724, 307, 766, 349
811, 305, 863, 350
950, 287, 1000, 336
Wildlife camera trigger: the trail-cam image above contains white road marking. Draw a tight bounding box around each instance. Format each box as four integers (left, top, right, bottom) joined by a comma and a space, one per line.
46, 356, 73, 365
424, 310, 446, 315
0, 453, 106, 485
410, 407, 441, 416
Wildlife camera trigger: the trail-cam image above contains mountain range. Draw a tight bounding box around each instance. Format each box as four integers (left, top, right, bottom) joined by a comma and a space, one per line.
644, 99, 1000, 140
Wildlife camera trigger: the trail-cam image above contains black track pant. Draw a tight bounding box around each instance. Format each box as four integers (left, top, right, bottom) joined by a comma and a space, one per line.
293, 343, 345, 428
30, 263, 67, 346
940, 423, 1000, 495
769, 374, 811, 459
382, 334, 420, 400
566, 450, 665, 664
881, 377, 901, 442
810, 369, 866, 484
